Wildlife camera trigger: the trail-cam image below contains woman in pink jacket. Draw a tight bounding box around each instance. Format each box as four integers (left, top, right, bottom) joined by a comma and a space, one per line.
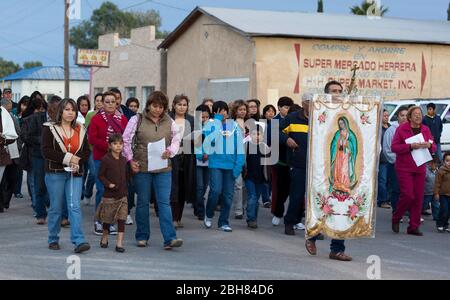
391, 106, 436, 236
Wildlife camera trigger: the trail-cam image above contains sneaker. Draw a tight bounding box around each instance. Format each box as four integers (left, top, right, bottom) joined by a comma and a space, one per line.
94, 222, 103, 236
109, 225, 118, 235
126, 215, 133, 225
379, 202, 391, 209
272, 216, 281, 226
421, 210, 431, 216
437, 227, 444, 233
235, 214, 243, 220
285, 225, 295, 236
294, 223, 305, 230
219, 225, 233, 232
420, 218, 424, 223
14, 193, 23, 199
446, 228, 450, 233
36, 218, 46, 225
204, 217, 212, 229
263, 202, 271, 208
74, 242, 90, 254
164, 238, 183, 250
247, 221, 258, 229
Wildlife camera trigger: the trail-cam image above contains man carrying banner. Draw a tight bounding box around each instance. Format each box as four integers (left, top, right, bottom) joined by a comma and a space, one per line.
304, 81, 352, 262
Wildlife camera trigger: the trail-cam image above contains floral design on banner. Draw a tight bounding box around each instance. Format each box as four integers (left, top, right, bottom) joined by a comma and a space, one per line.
318, 111, 327, 124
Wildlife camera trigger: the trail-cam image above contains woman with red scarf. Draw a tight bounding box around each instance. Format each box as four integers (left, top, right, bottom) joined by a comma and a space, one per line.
88, 91, 128, 235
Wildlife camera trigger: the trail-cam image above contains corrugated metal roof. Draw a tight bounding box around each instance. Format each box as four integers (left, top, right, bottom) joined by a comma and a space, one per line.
159, 6, 450, 49
0, 66, 90, 81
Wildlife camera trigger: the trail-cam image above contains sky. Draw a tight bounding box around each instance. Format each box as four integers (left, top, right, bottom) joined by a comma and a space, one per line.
0, 0, 449, 67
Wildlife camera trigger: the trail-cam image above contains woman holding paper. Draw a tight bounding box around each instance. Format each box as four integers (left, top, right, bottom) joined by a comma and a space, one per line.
122, 91, 184, 250
391, 106, 436, 236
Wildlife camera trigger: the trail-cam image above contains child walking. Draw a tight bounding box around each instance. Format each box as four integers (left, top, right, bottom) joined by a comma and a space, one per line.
423, 156, 440, 221
434, 152, 450, 233
96, 133, 129, 252
243, 124, 270, 229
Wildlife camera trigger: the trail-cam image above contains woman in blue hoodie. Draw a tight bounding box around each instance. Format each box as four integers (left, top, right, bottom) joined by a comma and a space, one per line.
202, 101, 245, 232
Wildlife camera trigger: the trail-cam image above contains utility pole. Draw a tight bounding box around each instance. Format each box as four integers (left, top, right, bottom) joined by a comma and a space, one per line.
64, 0, 70, 98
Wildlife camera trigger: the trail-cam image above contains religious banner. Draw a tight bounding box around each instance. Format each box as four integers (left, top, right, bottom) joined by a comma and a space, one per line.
305, 94, 382, 239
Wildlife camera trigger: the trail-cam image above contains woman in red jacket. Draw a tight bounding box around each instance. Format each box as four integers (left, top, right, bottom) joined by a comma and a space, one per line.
88, 91, 128, 235
391, 106, 436, 236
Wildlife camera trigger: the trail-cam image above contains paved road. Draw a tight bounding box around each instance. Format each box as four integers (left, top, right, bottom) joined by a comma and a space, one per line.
0, 190, 449, 280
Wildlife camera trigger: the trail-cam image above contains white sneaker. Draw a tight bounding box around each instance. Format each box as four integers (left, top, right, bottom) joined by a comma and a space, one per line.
420, 218, 424, 223
272, 216, 281, 226
94, 222, 103, 236
294, 223, 305, 230
219, 225, 233, 232
126, 215, 133, 225
204, 217, 212, 229
109, 225, 118, 235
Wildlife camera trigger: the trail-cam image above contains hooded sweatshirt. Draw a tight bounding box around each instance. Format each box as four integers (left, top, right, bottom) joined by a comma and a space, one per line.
434, 165, 450, 196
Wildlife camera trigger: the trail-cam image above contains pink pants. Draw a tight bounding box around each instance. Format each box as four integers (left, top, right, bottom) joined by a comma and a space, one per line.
392, 170, 426, 231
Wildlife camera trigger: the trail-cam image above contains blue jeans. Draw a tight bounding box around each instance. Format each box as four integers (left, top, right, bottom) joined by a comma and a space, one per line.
387, 163, 400, 212
134, 171, 177, 246
32, 157, 49, 219
423, 195, 440, 220
94, 160, 104, 209
82, 153, 96, 199
245, 179, 264, 222
261, 182, 270, 204
377, 163, 388, 205
206, 168, 236, 227
45, 173, 86, 246
435, 143, 443, 162
196, 166, 209, 219
309, 235, 345, 253
437, 195, 450, 228
27, 171, 35, 213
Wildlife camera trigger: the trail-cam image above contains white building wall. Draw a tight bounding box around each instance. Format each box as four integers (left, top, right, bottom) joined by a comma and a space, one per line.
7, 80, 89, 101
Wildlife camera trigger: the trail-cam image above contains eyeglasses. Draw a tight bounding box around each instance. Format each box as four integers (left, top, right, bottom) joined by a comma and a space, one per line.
104, 100, 115, 104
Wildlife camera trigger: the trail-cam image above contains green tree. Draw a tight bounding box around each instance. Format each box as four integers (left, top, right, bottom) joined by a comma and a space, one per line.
317, 0, 324, 13
350, 0, 388, 16
23, 61, 43, 69
0, 57, 21, 78
69, 1, 167, 49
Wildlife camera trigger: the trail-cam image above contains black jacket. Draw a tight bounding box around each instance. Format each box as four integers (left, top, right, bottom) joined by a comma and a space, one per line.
21, 112, 47, 159
280, 110, 309, 169
422, 115, 443, 144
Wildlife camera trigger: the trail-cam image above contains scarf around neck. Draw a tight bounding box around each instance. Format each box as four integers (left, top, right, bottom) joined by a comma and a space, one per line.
99, 108, 124, 142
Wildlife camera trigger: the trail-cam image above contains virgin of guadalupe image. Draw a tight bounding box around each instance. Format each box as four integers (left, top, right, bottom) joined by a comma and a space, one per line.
329, 116, 358, 200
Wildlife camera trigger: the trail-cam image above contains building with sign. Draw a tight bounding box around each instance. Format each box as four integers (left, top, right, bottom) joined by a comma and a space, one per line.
158, 7, 450, 106
92, 26, 164, 107
0, 66, 89, 102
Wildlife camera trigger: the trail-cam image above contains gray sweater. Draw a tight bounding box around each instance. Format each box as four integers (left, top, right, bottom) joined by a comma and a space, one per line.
424, 165, 437, 196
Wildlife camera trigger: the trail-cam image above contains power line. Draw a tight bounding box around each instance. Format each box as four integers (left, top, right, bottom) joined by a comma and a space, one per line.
0, 25, 63, 51
0, 31, 62, 65
121, 0, 189, 12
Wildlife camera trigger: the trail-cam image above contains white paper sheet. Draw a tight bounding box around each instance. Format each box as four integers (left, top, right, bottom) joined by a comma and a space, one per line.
7, 142, 19, 159
147, 138, 168, 171
405, 133, 433, 167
